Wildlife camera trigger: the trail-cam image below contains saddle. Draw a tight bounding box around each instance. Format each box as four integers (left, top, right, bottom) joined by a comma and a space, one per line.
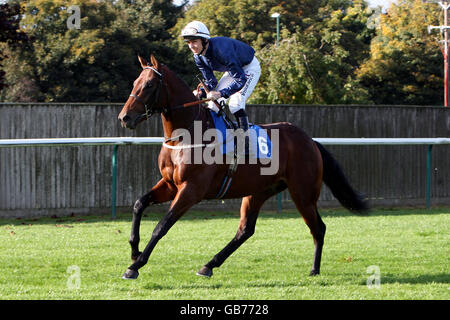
207, 109, 272, 159
206, 107, 272, 199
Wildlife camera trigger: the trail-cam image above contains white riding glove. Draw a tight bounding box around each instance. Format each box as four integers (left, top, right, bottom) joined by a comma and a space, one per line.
207, 91, 221, 101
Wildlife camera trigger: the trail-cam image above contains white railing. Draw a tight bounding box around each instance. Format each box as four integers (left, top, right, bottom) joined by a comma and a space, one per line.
1, 137, 449, 216
1, 137, 448, 147
314, 137, 450, 145
0, 137, 165, 147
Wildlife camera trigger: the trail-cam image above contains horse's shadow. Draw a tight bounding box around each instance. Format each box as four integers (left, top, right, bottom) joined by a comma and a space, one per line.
374, 273, 450, 285
142, 280, 301, 291
141, 271, 449, 292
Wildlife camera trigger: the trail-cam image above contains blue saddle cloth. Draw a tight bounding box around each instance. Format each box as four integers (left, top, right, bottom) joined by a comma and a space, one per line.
209, 110, 272, 159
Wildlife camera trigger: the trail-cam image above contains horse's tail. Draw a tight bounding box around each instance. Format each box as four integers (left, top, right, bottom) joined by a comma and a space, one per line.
314, 141, 369, 214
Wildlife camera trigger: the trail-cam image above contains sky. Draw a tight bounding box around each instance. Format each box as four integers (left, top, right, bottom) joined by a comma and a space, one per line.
368, 0, 397, 8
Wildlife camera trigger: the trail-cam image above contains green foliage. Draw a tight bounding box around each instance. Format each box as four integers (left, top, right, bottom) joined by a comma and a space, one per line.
251, 1, 374, 104
1, 0, 184, 102
251, 29, 371, 104
174, 0, 322, 49
357, 0, 443, 105
0, 3, 31, 91
175, 0, 374, 104
1, 0, 446, 105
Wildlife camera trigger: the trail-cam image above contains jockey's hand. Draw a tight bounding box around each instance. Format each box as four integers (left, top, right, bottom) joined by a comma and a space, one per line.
193, 88, 206, 99
207, 91, 221, 101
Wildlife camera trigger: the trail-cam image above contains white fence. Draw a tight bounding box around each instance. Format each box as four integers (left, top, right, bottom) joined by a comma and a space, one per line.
1, 137, 449, 146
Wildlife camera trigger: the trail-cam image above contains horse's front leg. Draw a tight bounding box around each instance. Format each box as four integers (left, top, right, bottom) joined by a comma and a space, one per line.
122, 183, 203, 280
129, 179, 177, 262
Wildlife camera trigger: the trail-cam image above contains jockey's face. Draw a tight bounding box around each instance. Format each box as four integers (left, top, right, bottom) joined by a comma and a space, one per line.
186, 38, 205, 55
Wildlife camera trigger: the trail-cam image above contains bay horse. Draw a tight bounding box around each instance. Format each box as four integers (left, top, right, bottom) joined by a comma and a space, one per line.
118, 55, 368, 280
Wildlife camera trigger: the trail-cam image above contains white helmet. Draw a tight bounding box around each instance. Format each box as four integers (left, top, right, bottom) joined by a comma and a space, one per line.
181, 21, 211, 40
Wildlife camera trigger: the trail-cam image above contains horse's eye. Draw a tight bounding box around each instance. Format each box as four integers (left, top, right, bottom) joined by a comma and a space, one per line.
146, 81, 153, 88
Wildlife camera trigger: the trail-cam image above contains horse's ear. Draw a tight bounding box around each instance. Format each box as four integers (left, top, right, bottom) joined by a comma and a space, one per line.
150, 54, 159, 69
138, 55, 149, 68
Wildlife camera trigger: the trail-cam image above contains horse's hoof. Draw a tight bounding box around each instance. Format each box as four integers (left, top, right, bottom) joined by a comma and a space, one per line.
309, 269, 320, 276
196, 266, 212, 278
122, 268, 139, 280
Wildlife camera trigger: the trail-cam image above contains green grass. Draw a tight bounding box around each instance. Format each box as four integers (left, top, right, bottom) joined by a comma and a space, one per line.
0, 207, 448, 300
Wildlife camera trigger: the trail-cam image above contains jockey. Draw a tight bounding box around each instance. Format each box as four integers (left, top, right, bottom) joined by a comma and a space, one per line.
181, 21, 261, 149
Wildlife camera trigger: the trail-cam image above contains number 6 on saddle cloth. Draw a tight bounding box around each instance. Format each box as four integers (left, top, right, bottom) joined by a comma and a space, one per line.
208, 109, 272, 159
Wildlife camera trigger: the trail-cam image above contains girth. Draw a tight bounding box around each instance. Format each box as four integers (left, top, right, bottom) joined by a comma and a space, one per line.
214, 110, 239, 199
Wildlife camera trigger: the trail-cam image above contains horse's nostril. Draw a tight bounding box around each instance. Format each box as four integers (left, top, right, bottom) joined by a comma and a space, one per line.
122, 115, 131, 122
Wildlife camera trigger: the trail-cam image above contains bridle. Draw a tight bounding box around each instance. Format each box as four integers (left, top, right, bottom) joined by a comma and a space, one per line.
128, 66, 211, 120
129, 66, 164, 120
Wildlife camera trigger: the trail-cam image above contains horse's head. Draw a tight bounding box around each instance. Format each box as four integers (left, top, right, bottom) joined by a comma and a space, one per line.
118, 55, 164, 129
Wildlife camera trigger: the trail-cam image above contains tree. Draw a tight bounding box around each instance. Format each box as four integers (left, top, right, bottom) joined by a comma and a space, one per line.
0, 3, 31, 92
250, 0, 374, 104
1, 0, 185, 102
356, 0, 443, 105
173, 0, 322, 49
174, 0, 375, 104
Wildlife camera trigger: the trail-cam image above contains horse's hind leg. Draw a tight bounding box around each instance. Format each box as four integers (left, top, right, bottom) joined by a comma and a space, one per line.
288, 189, 326, 276
307, 208, 326, 276
284, 140, 326, 276
129, 179, 176, 262
196, 195, 262, 277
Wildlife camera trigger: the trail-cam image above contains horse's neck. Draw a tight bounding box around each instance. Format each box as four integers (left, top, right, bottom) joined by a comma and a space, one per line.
161, 67, 205, 139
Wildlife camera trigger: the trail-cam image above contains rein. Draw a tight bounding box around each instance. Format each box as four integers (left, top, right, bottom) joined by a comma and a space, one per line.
129, 66, 211, 119
169, 98, 211, 112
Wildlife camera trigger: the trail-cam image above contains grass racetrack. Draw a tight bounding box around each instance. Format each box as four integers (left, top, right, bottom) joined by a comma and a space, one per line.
0, 207, 448, 300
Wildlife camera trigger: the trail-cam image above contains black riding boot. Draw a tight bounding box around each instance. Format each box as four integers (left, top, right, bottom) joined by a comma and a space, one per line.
234, 110, 250, 156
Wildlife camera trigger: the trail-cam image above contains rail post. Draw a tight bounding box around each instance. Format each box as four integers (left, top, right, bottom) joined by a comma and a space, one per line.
276, 193, 282, 213
112, 144, 119, 219
426, 145, 433, 209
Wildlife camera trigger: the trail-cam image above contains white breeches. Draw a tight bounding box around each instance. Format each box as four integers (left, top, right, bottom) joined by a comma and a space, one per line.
208, 56, 261, 114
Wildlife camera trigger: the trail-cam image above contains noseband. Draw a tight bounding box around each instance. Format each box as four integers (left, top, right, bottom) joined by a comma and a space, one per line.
129, 66, 212, 122
129, 66, 164, 119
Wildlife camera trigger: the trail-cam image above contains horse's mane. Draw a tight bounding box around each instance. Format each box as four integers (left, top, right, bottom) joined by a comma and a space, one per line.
161, 64, 196, 99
